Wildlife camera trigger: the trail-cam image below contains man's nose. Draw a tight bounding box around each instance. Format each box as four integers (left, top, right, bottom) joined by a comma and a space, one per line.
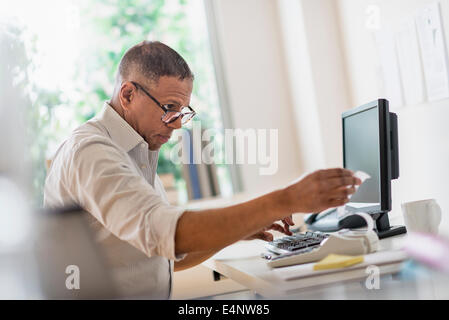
166, 117, 182, 129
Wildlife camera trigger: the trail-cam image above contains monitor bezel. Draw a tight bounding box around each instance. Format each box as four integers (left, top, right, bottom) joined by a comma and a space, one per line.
342, 99, 392, 213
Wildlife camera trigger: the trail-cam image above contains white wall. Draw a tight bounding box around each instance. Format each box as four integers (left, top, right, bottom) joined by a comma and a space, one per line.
210, 0, 303, 196
212, 0, 449, 235
276, 0, 351, 171
210, 0, 449, 236
336, 0, 449, 234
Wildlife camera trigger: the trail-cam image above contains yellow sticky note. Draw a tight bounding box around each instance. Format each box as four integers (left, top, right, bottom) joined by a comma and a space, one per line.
313, 254, 364, 271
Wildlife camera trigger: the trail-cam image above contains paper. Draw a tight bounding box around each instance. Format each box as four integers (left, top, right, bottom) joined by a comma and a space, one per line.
313, 254, 364, 271
337, 171, 371, 218
395, 18, 425, 105
415, 3, 449, 101
375, 30, 404, 109
354, 170, 371, 185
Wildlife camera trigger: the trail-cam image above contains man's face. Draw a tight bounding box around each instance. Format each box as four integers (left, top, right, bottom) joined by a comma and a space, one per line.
120, 76, 193, 150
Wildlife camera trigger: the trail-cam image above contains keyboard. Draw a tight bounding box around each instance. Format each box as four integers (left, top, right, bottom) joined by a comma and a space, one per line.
264, 231, 329, 255
264, 230, 379, 268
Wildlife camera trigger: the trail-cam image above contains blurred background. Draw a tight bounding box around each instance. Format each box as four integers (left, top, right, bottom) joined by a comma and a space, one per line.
0, 0, 236, 208
1, 0, 449, 299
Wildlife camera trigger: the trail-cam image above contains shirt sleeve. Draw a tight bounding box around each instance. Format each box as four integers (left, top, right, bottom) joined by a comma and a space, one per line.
66, 136, 185, 261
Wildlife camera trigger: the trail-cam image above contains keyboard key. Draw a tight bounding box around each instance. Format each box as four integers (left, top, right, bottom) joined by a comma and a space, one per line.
265, 231, 328, 254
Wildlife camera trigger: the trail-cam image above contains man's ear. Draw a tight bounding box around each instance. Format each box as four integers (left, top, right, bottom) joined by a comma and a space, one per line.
119, 82, 135, 111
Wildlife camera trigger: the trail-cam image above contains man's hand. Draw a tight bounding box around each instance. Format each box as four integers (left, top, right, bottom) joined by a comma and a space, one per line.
246, 216, 294, 241
281, 168, 362, 214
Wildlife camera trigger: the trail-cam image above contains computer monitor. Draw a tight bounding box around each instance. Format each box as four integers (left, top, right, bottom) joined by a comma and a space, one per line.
342, 99, 406, 238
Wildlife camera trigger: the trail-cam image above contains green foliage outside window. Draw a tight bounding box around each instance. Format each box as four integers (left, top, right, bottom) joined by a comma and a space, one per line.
5, 0, 227, 207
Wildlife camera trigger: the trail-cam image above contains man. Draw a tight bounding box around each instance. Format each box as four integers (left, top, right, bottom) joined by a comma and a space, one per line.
44, 41, 361, 299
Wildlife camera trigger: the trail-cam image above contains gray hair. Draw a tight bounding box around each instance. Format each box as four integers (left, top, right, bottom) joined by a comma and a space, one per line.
118, 41, 194, 83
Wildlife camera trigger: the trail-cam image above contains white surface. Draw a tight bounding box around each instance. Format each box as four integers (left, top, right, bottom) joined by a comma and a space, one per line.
203, 233, 410, 298
416, 2, 449, 101
277, 0, 350, 171
172, 264, 247, 300
276, 0, 326, 171
210, 240, 267, 260
375, 30, 404, 108
395, 18, 425, 105
211, 0, 303, 194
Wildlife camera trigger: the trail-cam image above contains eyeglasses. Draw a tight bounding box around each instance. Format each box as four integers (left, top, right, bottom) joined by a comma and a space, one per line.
130, 81, 196, 125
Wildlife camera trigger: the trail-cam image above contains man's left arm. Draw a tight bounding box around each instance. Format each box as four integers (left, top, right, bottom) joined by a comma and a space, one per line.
174, 217, 294, 271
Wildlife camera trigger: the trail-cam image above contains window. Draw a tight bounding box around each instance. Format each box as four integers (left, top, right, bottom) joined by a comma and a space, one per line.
0, 0, 234, 206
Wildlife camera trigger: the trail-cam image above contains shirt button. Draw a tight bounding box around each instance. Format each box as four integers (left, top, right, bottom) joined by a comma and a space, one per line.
140, 164, 147, 169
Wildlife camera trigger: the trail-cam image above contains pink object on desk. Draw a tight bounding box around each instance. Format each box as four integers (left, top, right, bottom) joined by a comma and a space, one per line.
403, 232, 449, 273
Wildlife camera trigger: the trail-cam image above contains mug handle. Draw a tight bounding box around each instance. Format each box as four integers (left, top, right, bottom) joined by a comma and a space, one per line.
429, 200, 442, 227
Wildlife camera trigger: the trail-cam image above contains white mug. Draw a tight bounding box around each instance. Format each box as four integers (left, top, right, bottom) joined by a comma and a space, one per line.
401, 199, 442, 234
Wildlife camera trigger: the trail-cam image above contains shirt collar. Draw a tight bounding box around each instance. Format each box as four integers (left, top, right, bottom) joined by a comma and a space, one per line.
97, 102, 146, 153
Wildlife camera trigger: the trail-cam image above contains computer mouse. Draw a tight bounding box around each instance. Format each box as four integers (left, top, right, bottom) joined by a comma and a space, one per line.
338, 214, 367, 229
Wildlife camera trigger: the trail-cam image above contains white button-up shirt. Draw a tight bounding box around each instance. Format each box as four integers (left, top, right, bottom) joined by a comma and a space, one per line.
44, 102, 185, 299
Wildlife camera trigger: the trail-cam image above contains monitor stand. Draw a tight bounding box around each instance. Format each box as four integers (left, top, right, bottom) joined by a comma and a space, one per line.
375, 212, 407, 239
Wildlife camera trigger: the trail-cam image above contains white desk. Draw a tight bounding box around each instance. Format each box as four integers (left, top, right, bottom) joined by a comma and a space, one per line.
203, 234, 449, 299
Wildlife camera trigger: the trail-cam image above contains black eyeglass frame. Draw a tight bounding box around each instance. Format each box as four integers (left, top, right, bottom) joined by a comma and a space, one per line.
130, 81, 196, 125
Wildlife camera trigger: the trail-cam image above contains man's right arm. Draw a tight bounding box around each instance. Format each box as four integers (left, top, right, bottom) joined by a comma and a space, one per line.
175, 168, 361, 255
61, 139, 360, 262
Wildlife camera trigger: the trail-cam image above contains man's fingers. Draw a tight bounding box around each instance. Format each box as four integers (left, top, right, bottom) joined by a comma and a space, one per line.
282, 221, 293, 235
268, 223, 285, 233
270, 223, 292, 235
281, 217, 294, 235
282, 216, 294, 226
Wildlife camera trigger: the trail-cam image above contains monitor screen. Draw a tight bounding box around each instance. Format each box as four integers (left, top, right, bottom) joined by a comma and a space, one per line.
343, 106, 381, 210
